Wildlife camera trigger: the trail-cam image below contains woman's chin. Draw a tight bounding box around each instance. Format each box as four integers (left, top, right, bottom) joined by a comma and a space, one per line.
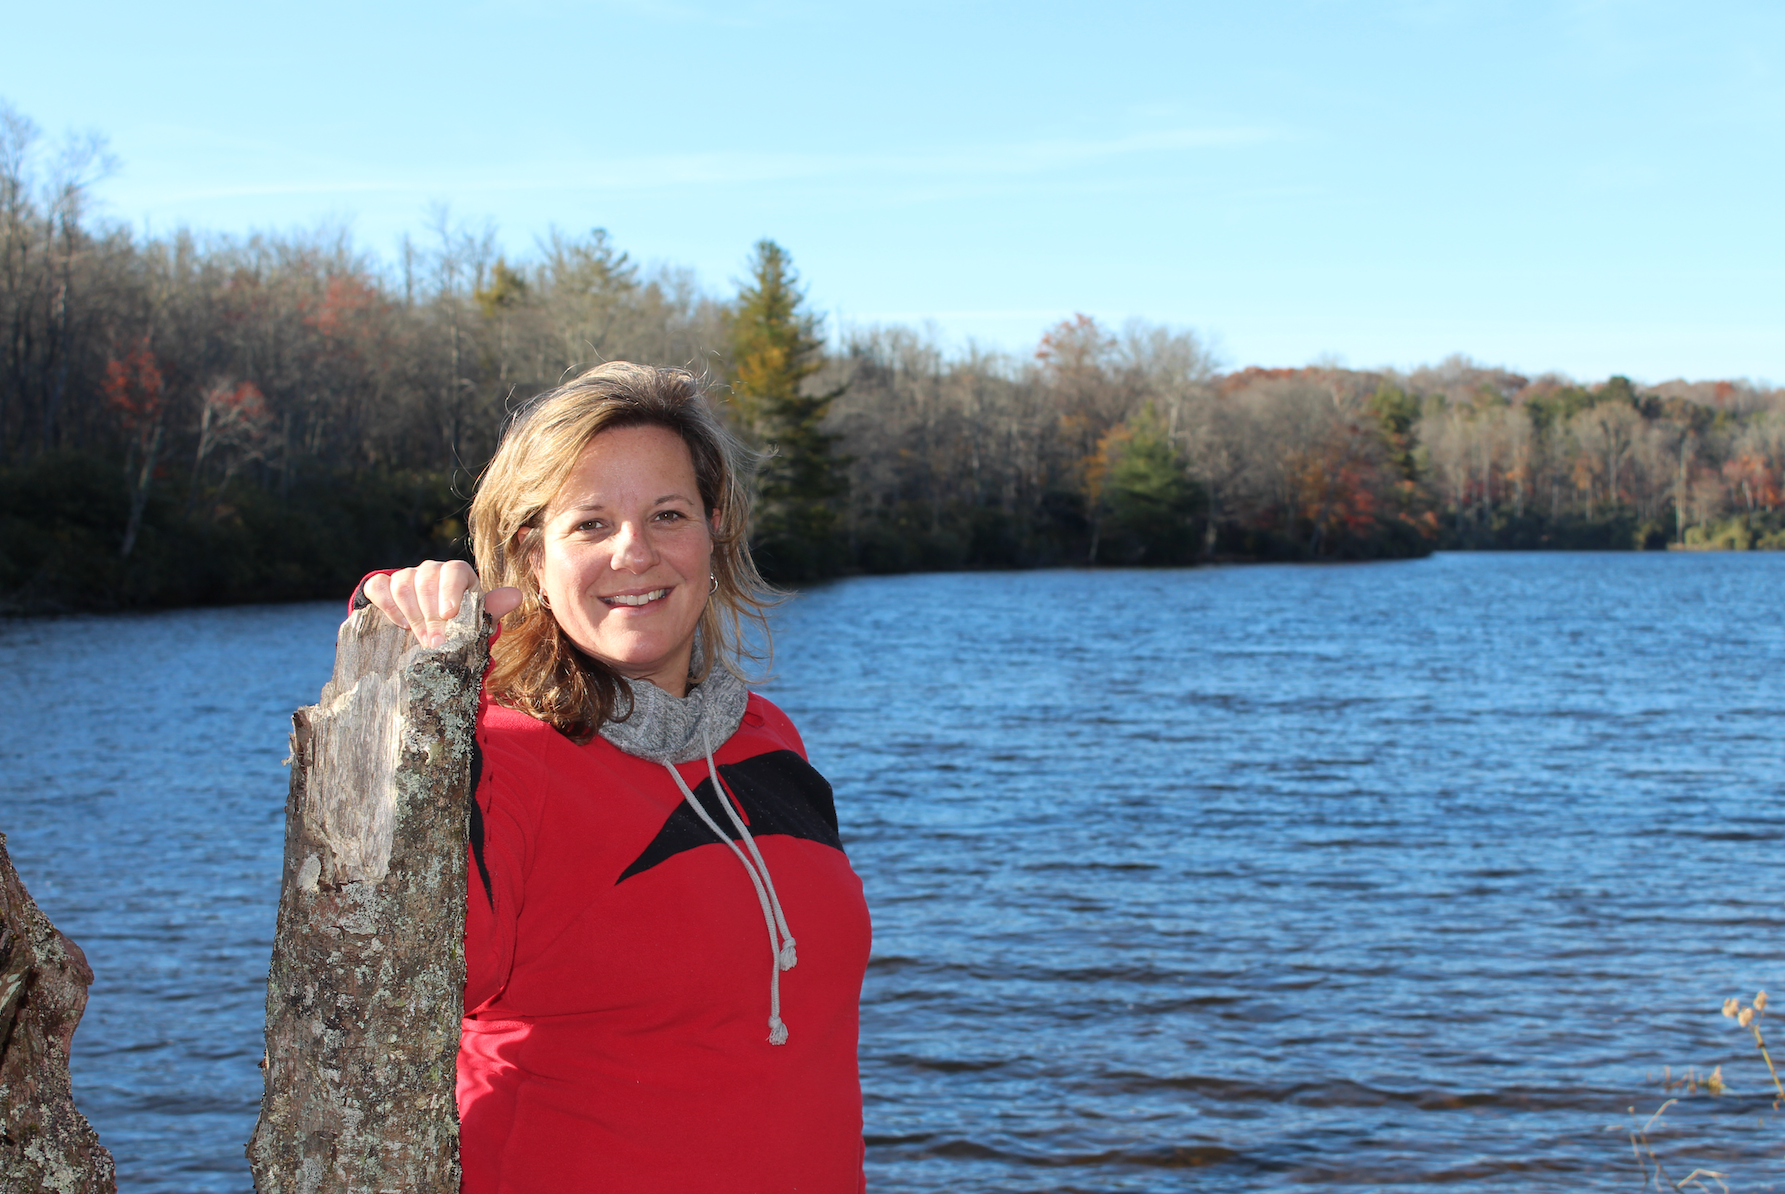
580, 633, 695, 687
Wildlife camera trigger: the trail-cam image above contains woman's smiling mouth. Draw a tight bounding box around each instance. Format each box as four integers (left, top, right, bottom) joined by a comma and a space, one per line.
601, 587, 669, 607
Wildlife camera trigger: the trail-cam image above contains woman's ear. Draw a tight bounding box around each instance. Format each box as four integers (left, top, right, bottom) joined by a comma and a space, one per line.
516, 527, 542, 587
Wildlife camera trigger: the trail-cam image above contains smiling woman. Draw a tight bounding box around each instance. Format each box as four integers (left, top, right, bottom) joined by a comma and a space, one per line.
531, 424, 721, 696
358, 362, 872, 1193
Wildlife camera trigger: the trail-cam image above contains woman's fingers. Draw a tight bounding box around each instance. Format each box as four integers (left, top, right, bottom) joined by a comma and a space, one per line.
362, 561, 485, 648
361, 572, 409, 629
380, 567, 433, 642
412, 562, 445, 645
412, 561, 479, 647
430, 561, 480, 644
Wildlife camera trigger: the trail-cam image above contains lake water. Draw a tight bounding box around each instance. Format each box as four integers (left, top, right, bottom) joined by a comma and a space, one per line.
3, 553, 1783, 1191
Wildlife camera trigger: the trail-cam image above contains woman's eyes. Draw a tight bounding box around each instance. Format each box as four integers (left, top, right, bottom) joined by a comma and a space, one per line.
571, 510, 690, 532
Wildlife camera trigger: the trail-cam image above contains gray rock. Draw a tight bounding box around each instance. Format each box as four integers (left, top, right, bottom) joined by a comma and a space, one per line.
0, 831, 117, 1194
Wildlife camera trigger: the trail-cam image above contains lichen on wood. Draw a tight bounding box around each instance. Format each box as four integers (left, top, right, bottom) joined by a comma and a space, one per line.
0, 831, 117, 1194
248, 592, 487, 1194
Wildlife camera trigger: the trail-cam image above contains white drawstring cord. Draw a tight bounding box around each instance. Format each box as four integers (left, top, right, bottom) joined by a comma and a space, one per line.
662, 749, 798, 1045
702, 747, 798, 972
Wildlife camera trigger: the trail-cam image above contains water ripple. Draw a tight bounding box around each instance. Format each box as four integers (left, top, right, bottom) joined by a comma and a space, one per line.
4, 554, 1785, 1190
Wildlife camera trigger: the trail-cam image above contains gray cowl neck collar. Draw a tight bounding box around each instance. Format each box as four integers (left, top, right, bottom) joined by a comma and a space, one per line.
597, 640, 749, 764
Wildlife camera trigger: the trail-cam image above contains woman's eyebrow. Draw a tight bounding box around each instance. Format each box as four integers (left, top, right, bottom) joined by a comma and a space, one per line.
558, 494, 693, 515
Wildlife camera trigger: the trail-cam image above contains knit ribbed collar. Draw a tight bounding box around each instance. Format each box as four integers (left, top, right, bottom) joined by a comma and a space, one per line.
597, 655, 749, 764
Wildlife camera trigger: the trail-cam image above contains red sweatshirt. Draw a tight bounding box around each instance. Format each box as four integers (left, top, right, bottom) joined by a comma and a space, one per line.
459, 694, 871, 1192
346, 580, 871, 1191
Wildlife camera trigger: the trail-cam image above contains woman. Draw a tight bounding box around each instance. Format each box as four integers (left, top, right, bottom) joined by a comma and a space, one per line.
361, 362, 871, 1193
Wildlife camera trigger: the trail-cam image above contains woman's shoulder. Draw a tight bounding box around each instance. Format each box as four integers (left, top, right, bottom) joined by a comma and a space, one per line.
740, 692, 809, 759
479, 696, 557, 737
476, 698, 573, 776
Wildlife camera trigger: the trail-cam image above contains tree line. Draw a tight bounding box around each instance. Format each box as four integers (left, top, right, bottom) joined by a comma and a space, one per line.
5, 100, 1783, 611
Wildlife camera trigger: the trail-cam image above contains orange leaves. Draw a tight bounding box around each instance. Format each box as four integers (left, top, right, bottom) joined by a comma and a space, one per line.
1214, 366, 1309, 396
1038, 315, 1131, 475
304, 273, 381, 339
190, 379, 274, 493
206, 379, 268, 418
1035, 313, 1113, 374
1287, 430, 1381, 540
103, 342, 164, 425
1079, 419, 1128, 510
199, 379, 272, 445
1722, 451, 1781, 511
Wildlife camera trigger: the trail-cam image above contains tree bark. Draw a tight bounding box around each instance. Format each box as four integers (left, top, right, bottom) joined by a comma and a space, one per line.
118, 416, 163, 560
248, 592, 487, 1194
0, 831, 117, 1194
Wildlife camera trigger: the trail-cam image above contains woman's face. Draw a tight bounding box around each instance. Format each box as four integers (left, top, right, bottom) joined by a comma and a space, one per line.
532, 424, 716, 697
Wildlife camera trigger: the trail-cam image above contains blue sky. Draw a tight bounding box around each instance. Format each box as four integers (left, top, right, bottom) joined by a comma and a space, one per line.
5, 0, 1781, 381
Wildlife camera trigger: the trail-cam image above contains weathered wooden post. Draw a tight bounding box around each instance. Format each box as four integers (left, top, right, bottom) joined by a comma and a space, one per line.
248, 593, 488, 1194
0, 832, 117, 1194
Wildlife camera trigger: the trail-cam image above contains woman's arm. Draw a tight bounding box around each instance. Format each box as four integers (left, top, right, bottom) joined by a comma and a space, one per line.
464, 733, 530, 1012
359, 561, 521, 646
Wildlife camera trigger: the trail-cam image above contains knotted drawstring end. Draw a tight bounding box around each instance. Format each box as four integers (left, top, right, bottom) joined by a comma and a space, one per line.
667, 742, 803, 1049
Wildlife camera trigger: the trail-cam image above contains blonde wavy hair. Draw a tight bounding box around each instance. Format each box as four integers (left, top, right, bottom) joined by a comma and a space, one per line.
469, 362, 776, 743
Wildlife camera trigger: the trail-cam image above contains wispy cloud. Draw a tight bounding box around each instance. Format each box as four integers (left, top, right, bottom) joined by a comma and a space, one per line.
119, 124, 1279, 206
514, 126, 1276, 190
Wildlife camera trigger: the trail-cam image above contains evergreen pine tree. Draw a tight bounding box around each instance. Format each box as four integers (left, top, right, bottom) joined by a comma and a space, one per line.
1097, 405, 1206, 564
728, 239, 846, 580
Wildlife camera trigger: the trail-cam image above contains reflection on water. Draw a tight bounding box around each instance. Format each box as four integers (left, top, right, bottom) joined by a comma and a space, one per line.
3, 553, 1783, 1191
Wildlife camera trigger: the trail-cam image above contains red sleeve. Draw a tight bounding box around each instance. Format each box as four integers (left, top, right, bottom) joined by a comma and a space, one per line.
348, 568, 398, 616
463, 702, 539, 1014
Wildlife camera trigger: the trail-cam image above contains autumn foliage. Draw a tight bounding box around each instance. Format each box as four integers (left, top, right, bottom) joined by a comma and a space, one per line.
6, 94, 1785, 607
823, 320, 1440, 568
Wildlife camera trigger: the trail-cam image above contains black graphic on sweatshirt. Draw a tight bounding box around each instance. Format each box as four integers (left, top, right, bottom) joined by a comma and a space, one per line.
618, 750, 843, 883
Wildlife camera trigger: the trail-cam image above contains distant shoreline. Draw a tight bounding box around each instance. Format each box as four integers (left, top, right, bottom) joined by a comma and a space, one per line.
8, 533, 1781, 620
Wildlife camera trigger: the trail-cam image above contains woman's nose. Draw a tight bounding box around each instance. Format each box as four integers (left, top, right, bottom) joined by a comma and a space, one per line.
609, 520, 656, 571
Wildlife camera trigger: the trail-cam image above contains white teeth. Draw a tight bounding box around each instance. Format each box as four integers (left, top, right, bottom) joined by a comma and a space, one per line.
606, 588, 666, 607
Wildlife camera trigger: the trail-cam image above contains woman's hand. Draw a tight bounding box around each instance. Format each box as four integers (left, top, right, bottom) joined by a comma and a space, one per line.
363, 561, 523, 648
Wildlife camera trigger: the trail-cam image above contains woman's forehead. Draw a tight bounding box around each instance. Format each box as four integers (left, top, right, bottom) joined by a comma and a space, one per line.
547, 427, 699, 508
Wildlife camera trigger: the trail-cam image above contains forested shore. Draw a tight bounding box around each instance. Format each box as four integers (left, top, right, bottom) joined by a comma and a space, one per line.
6, 103, 1784, 613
